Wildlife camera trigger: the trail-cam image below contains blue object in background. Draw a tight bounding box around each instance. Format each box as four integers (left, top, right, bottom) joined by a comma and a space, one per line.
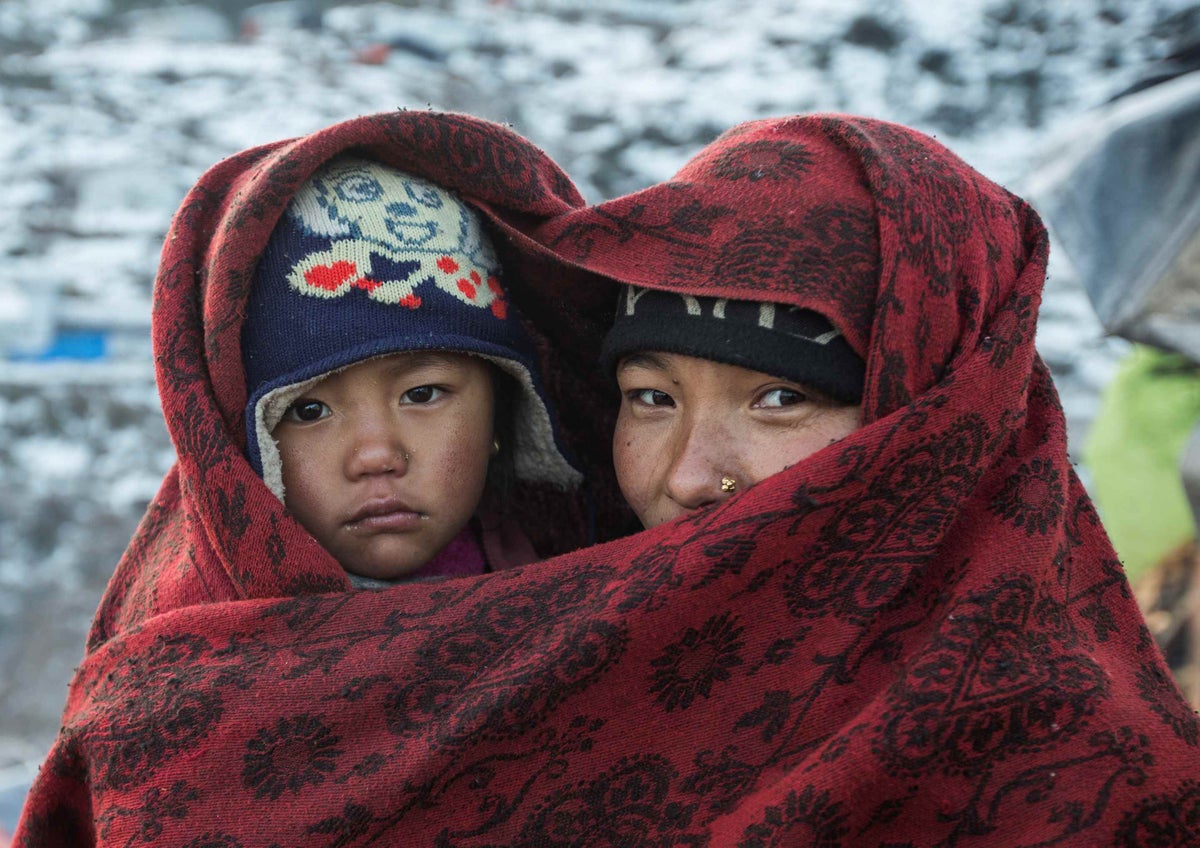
0, 779, 26, 836
8, 329, 107, 362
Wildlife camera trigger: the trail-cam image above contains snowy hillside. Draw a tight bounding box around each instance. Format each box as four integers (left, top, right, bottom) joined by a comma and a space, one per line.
2, 0, 1197, 820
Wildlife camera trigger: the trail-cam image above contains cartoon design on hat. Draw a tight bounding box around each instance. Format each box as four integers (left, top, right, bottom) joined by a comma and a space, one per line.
283, 159, 507, 316
241, 157, 582, 500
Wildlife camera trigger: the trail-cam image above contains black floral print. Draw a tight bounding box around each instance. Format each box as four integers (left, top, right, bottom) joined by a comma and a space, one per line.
650, 612, 745, 712
243, 714, 343, 800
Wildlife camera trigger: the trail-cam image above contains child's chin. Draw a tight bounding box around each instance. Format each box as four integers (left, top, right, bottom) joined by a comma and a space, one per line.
343, 543, 433, 582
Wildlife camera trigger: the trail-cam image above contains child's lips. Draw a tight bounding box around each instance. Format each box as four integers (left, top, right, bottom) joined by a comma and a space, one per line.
345, 497, 425, 532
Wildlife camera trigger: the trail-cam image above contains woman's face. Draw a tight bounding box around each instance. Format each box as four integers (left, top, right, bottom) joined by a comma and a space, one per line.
614, 352, 862, 528
273, 352, 495, 580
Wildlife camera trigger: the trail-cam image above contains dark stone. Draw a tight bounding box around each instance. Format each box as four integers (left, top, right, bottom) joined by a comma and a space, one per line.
918, 49, 956, 82
843, 15, 901, 52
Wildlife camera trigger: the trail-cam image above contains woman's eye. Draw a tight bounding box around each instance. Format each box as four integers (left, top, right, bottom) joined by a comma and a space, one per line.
401, 385, 443, 404
283, 399, 330, 423
756, 388, 808, 408
628, 388, 675, 408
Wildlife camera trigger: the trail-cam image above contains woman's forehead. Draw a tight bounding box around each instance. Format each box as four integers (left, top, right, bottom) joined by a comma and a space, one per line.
617, 351, 781, 384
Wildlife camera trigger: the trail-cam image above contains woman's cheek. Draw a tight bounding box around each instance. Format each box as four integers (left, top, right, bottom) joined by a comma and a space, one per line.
612, 418, 649, 498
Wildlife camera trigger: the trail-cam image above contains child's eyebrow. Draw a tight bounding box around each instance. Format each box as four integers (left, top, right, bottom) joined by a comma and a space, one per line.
385, 351, 470, 376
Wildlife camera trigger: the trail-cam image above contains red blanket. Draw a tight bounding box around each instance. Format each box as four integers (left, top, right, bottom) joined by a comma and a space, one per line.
16, 111, 1199, 847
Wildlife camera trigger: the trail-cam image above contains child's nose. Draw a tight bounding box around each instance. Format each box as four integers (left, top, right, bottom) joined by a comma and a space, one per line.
344, 416, 410, 479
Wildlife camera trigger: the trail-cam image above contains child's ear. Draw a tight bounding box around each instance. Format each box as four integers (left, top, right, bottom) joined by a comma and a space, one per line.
485, 366, 520, 499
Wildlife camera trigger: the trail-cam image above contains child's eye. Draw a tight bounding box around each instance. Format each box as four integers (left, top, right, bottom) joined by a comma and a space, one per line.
401, 385, 444, 404
754, 388, 808, 408
627, 388, 675, 408
283, 399, 330, 423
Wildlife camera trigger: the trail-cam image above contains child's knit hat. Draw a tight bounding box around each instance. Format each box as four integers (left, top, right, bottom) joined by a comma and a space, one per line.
242, 156, 582, 500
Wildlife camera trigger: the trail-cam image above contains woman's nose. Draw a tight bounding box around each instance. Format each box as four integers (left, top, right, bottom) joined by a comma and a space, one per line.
664, 415, 737, 511
344, 414, 409, 478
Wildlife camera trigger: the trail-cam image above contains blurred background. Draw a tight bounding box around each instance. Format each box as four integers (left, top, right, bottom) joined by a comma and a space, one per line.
3, 0, 1200, 834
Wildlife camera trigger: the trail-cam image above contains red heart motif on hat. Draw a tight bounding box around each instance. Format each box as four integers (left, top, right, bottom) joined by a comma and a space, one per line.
304, 260, 360, 292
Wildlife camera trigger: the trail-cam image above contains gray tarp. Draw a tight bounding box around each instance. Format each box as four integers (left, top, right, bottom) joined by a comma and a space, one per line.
1025, 69, 1200, 366
1026, 68, 1200, 526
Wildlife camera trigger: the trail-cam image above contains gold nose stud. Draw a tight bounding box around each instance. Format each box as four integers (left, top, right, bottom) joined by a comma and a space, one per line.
720, 476, 738, 494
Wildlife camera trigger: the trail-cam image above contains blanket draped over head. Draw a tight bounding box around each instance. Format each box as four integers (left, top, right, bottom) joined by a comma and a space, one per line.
16, 111, 1200, 847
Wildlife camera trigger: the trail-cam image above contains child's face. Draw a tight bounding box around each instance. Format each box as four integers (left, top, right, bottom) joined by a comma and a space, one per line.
273, 352, 495, 580
613, 351, 862, 529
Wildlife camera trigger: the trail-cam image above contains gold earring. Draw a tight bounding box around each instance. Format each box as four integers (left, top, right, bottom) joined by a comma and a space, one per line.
720, 476, 737, 494
491, 438, 500, 456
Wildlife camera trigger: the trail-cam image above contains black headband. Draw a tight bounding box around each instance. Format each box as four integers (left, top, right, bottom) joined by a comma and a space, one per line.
601, 286, 865, 404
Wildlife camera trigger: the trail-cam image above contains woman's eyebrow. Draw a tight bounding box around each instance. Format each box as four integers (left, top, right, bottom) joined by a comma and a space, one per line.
617, 352, 671, 372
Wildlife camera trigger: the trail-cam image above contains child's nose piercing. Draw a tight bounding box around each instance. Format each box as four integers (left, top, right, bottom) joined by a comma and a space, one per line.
380, 451, 410, 473
720, 476, 738, 494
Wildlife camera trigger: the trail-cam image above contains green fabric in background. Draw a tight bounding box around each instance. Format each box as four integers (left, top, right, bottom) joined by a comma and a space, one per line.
1085, 344, 1200, 583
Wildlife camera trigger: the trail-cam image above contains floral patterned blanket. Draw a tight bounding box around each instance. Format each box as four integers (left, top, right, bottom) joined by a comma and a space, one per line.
15, 111, 1199, 847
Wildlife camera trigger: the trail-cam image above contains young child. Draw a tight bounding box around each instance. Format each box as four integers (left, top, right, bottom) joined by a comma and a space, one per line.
11, 111, 612, 846
241, 156, 581, 584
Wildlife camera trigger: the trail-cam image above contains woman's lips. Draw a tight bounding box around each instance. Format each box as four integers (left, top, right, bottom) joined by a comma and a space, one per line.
345, 497, 425, 532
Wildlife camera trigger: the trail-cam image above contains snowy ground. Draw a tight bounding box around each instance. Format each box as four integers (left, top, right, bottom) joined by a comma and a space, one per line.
2, 0, 1195, 830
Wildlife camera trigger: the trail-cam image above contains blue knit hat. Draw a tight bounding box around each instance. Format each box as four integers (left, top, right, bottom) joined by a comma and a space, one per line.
242, 156, 581, 499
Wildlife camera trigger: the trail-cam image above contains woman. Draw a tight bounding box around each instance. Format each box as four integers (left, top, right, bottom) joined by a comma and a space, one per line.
601, 284, 864, 528
529, 113, 1200, 844
16, 113, 1197, 846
